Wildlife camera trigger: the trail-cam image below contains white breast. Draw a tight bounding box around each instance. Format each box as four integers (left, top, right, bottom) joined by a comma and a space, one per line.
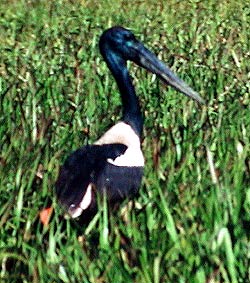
95, 122, 144, 167
107, 146, 144, 167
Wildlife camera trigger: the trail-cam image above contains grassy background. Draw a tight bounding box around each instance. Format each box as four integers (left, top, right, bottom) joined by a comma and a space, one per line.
0, 0, 249, 282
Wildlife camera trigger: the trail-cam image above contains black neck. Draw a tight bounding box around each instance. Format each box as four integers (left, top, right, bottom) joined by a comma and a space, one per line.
101, 49, 143, 137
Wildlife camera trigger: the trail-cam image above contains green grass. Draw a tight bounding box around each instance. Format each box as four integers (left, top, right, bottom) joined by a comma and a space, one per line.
0, 0, 249, 282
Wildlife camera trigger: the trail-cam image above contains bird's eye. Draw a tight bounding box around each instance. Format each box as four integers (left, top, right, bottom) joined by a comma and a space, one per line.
124, 33, 135, 41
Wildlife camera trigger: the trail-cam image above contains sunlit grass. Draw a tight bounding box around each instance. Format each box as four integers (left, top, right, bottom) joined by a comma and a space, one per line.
0, 0, 249, 282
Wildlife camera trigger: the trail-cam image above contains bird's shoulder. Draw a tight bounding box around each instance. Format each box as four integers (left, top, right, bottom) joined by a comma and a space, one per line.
63, 143, 128, 171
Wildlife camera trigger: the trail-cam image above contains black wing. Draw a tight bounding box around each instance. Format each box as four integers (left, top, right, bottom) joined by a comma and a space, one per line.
55, 143, 128, 210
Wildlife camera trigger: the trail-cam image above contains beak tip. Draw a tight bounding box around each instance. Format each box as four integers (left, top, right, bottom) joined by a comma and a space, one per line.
196, 96, 206, 105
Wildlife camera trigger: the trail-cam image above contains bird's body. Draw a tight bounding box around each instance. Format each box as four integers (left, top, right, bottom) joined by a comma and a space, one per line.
55, 26, 204, 219
56, 122, 144, 218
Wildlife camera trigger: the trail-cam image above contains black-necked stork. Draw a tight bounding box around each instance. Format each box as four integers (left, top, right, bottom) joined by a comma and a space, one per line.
55, 26, 204, 219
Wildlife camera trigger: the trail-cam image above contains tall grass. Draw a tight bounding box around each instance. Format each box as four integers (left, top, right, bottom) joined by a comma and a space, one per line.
0, 0, 249, 282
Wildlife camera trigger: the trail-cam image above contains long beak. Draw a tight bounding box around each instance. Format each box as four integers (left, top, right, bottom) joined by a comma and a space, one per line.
132, 42, 205, 104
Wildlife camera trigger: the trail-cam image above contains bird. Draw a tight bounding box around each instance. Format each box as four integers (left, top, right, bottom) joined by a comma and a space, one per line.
55, 26, 204, 220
